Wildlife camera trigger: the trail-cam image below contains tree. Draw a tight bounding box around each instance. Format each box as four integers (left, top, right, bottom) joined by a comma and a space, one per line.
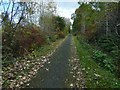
72, 1, 120, 77
54, 16, 65, 31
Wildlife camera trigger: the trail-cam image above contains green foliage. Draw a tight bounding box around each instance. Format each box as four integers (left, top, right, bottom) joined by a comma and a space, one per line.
2, 24, 46, 63
72, 3, 102, 35
50, 35, 58, 42
57, 31, 65, 38
72, 2, 120, 78
97, 35, 120, 56
92, 50, 116, 73
98, 36, 115, 52
74, 36, 120, 88
46, 34, 58, 44
54, 16, 65, 31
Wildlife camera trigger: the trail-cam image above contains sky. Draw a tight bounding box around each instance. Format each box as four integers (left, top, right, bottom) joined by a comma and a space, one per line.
56, 2, 79, 23
0, 0, 79, 23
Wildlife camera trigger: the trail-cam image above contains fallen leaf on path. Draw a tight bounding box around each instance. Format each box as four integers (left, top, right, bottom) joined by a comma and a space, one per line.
73, 66, 77, 70
73, 75, 75, 78
70, 83, 73, 87
82, 68, 85, 71
48, 62, 50, 64
26, 83, 30, 86
46, 68, 49, 71
77, 72, 80, 74
40, 65, 44, 68
77, 78, 80, 81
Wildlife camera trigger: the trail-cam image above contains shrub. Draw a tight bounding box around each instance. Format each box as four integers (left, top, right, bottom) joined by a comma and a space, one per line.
57, 31, 65, 38
16, 25, 46, 56
2, 24, 46, 59
92, 50, 116, 73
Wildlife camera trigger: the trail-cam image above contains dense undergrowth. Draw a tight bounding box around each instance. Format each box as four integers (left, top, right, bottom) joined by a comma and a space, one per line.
2, 23, 66, 65
72, 2, 120, 80
2, 21, 66, 87
74, 35, 120, 88
93, 34, 120, 76
1, 4, 69, 87
2, 36, 64, 88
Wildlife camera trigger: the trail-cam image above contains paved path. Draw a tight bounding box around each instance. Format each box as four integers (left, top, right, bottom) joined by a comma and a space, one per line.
27, 35, 72, 88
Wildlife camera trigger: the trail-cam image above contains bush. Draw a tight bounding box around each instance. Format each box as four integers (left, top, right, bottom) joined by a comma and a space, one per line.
2, 24, 46, 59
2, 29, 17, 61
15, 25, 46, 56
57, 31, 65, 38
92, 50, 116, 73
50, 35, 58, 42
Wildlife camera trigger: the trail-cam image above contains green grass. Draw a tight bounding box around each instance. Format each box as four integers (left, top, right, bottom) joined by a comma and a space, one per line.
30, 38, 63, 58
74, 36, 120, 88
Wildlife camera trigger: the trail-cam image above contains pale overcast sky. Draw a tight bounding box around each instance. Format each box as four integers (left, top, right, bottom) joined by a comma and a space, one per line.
0, 0, 79, 24
56, 2, 79, 23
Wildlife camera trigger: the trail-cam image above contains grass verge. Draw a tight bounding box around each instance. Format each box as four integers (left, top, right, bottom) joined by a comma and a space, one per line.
74, 35, 120, 88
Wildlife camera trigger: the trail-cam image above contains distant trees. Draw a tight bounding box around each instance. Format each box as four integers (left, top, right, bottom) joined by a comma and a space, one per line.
64, 18, 71, 34
54, 16, 71, 38
38, 1, 57, 33
54, 16, 65, 31
72, 2, 103, 37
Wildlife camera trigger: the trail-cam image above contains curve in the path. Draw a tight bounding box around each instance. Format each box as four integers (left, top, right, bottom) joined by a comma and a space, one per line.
28, 35, 72, 88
